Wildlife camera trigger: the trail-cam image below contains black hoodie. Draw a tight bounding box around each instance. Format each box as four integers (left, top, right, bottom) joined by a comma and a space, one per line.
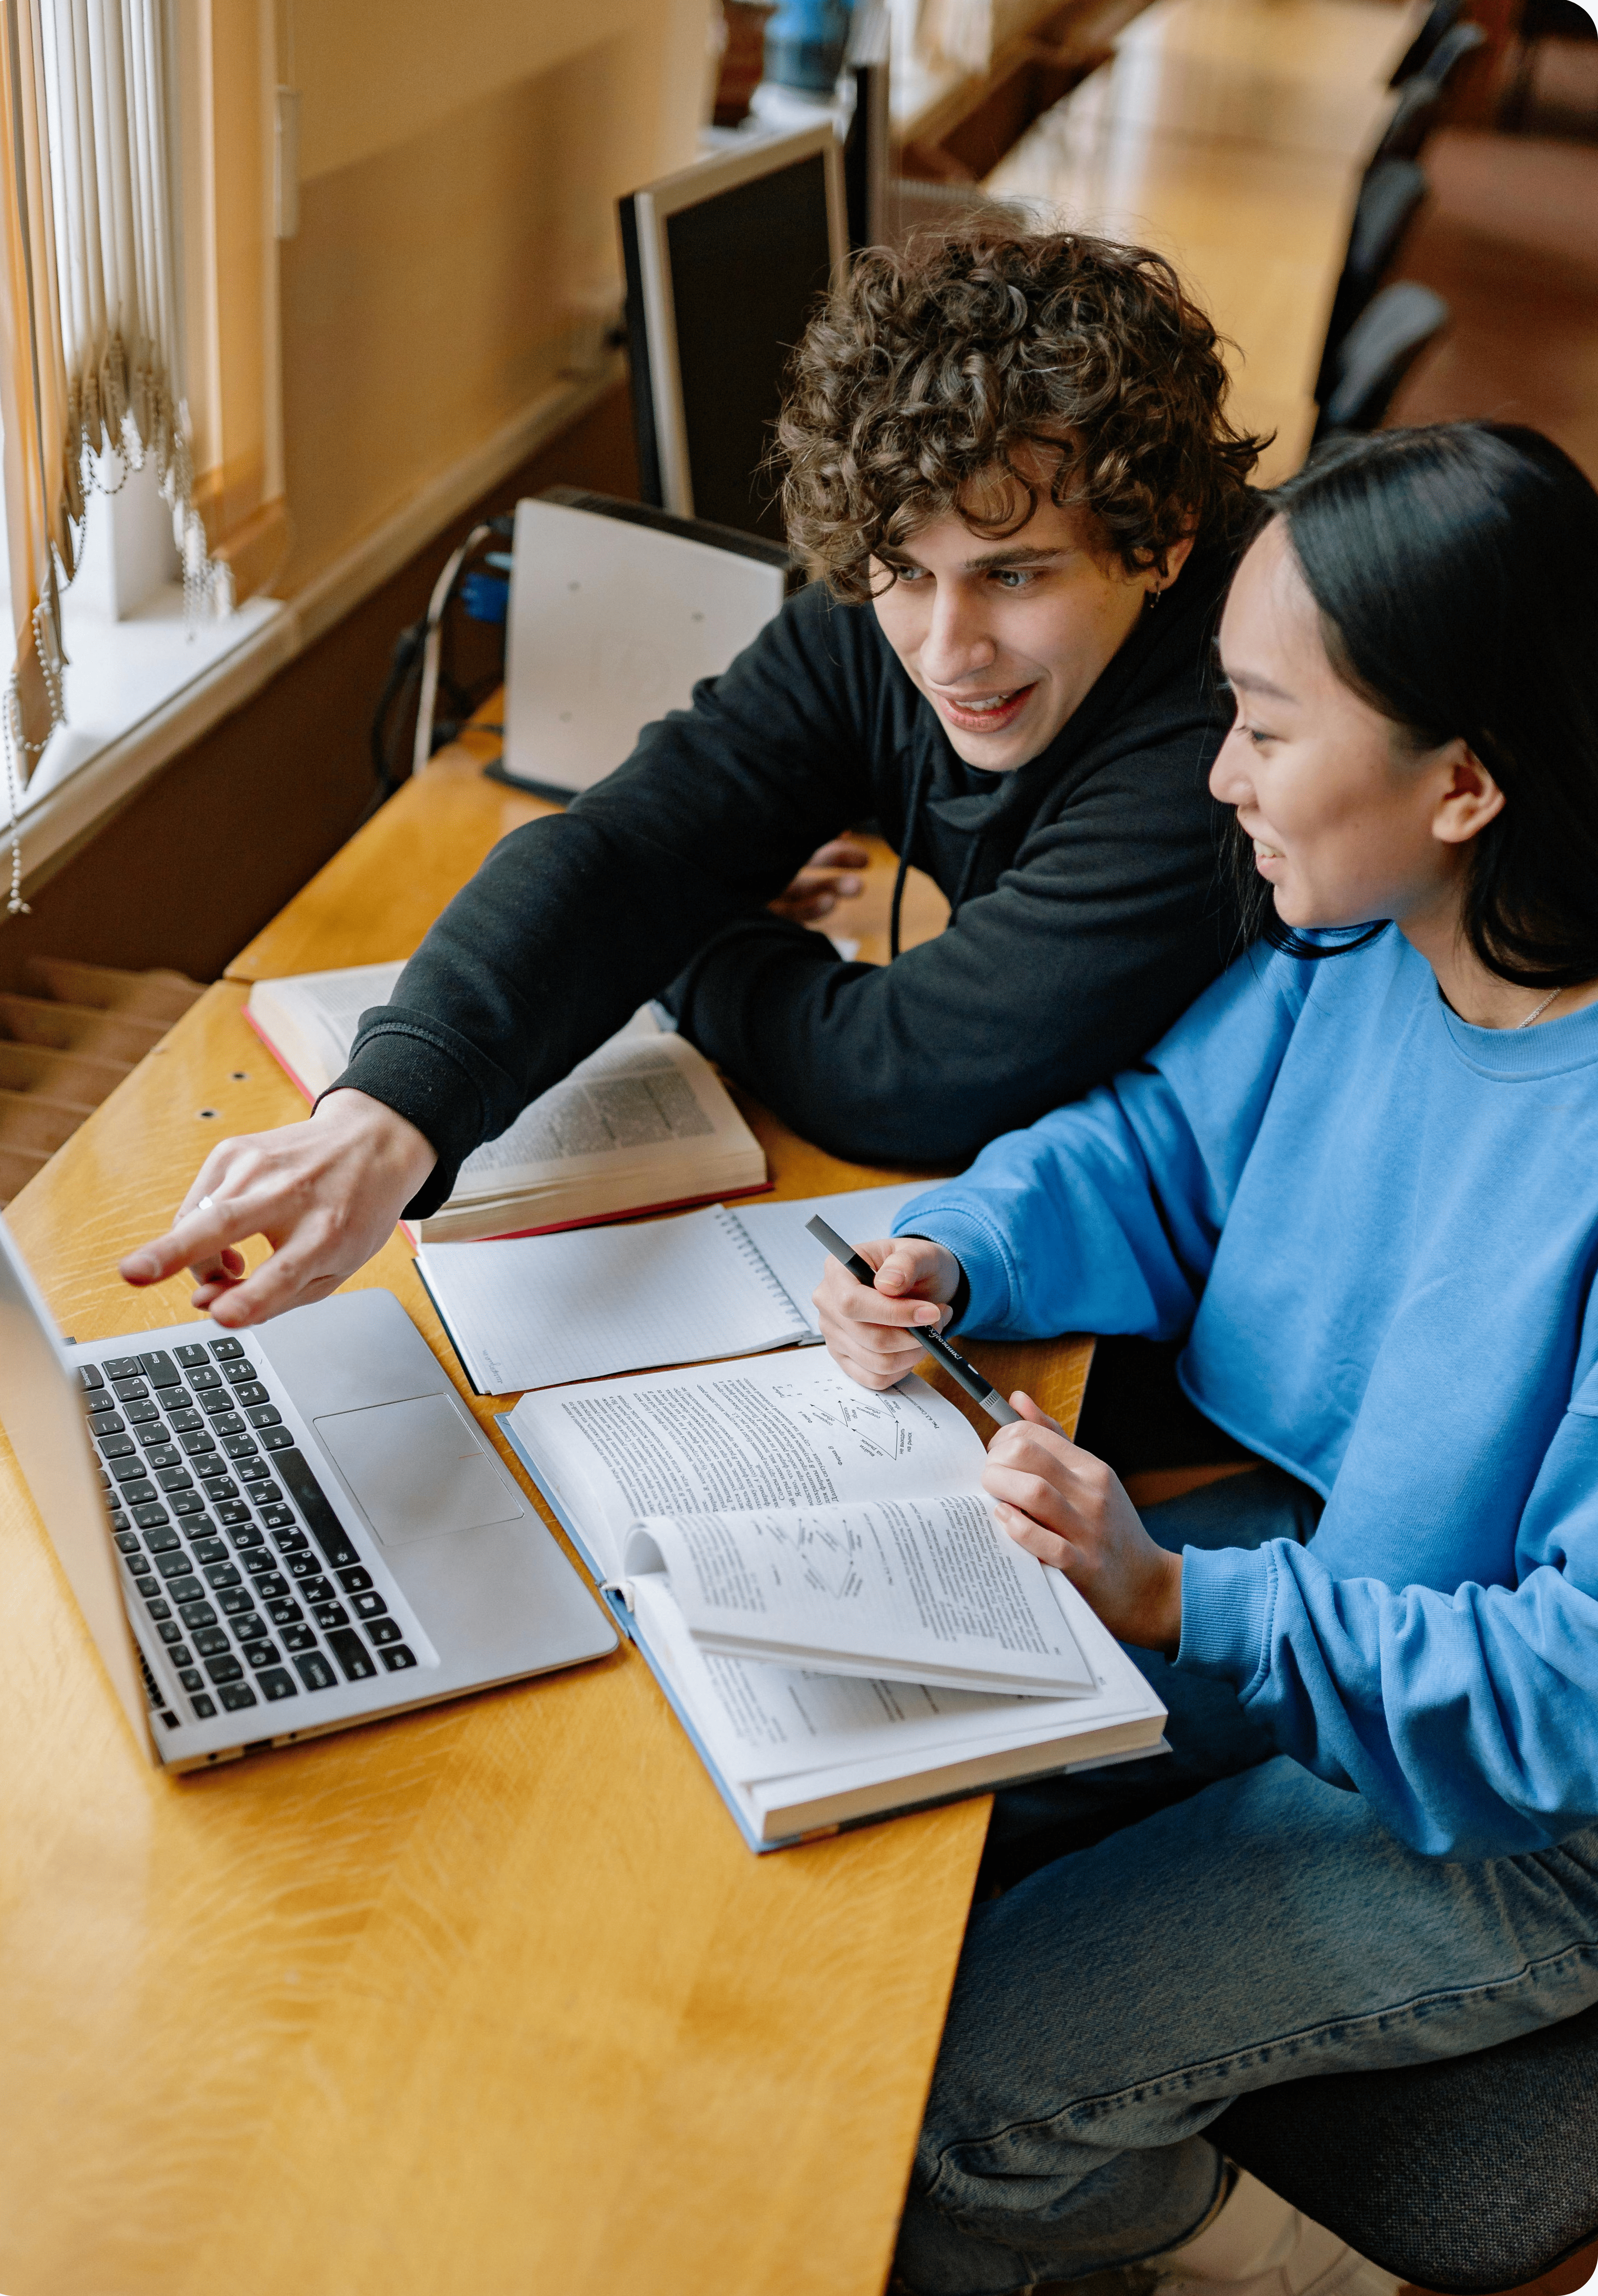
338, 539, 1241, 1218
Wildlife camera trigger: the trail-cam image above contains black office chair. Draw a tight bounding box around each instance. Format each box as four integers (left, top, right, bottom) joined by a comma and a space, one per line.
1422, 16, 1490, 98
1316, 157, 1429, 390
1370, 73, 1444, 161
1502, 0, 1598, 129
1316, 282, 1449, 438
1210, 2000, 1598, 2291
1390, 0, 1461, 83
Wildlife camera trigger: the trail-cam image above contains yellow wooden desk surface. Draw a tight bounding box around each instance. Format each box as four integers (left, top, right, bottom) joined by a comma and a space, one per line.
1101, 0, 1421, 160
3, 734, 1087, 2296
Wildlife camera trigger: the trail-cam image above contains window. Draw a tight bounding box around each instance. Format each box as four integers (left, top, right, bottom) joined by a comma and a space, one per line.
0, 0, 288, 906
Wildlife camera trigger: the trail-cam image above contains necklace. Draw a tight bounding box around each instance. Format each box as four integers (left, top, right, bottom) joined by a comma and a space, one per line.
1519, 986, 1564, 1029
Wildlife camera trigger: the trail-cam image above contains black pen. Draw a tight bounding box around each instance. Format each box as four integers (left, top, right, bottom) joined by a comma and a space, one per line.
805, 1215, 1022, 1426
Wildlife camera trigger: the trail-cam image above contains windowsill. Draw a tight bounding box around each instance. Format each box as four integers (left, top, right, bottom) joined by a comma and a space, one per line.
5, 581, 294, 893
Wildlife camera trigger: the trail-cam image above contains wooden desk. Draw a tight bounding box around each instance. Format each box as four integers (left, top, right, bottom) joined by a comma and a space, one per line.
0, 734, 1086, 2296
987, 0, 1422, 478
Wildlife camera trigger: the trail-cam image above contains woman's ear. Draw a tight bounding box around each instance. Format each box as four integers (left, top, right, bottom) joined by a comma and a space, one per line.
1156, 531, 1200, 592
1430, 741, 1506, 848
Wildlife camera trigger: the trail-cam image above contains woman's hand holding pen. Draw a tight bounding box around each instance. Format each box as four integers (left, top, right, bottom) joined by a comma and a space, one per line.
984, 1396, 1183, 1653
813, 1236, 961, 1389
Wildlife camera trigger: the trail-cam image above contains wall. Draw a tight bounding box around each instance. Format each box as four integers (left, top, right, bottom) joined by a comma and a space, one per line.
277, 0, 714, 594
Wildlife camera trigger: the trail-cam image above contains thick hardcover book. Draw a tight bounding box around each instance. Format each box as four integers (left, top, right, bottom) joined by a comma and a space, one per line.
499, 1348, 1168, 1850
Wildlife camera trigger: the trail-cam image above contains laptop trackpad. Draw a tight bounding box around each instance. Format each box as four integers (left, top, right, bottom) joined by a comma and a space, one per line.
313, 1393, 525, 1547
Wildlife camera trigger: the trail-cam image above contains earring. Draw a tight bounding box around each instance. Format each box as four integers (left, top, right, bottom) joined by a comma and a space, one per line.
1144, 585, 1163, 610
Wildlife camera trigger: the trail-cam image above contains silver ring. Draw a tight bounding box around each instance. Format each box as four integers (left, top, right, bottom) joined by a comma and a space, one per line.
197, 1194, 215, 1213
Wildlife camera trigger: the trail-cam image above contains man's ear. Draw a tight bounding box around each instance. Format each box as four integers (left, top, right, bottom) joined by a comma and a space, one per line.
1431, 741, 1506, 847
1158, 531, 1199, 589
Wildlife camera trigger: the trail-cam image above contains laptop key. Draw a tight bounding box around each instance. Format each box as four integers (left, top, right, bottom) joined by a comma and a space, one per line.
292, 1651, 337, 1692
312, 1601, 349, 1631
212, 1413, 246, 1437
125, 1399, 160, 1424
145, 1596, 171, 1620
104, 1357, 139, 1379
113, 1530, 140, 1554
111, 1376, 148, 1402
217, 1499, 252, 1526
133, 1574, 160, 1598
206, 1477, 240, 1503
169, 1574, 205, 1605
109, 1509, 130, 1532
159, 1624, 184, 1647
302, 1575, 335, 1604
268, 1598, 306, 1627
379, 1645, 417, 1672
220, 1358, 257, 1383
98, 1432, 134, 1459
176, 1342, 210, 1367
123, 1479, 158, 1506
205, 1655, 244, 1685
230, 1610, 268, 1643
352, 1591, 388, 1619
193, 1626, 230, 1657
261, 1428, 294, 1452
155, 1549, 196, 1580
169, 1408, 203, 1434
79, 1363, 106, 1392
366, 1618, 404, 1647
254, 1481, 283, 1504
245, 1404, 281, 1428
179, 1598, 218, 1629
326, 1628, 378, 1682
156, 1468, 194, 1493
223, 1432, 257, 1459
145, 1526, 182, 1553
233, 1382, 270, 1406
218, 1586, 256, 1616
190, 1692, 217, 1718
237, 1458, 270, 1482
210, 1336, 244, 1359
274, 1449, 360, 1569
192, 1536, 228, 1565
286, 1552, 321, 1580
337, 1566, 374, 1594
179, 1429, 216, 1456
132, 1504, 170, 1531
241, 1640, 281, 1670
218, 1683, 258, 1712
171, 1492, 207, 1517
257, 1668, 298, 1702
178, 1667, 205, 1692
108, 1454, 150, 1484
259, 1505, 295, 1532
137, 1351, 181, 1387
280, 1622, 316, 1651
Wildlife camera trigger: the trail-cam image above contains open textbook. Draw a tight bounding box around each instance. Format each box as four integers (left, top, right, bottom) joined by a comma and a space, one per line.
415, 1181, 930, 1393
245, 961, 767, 1244
501, 1349, 1168, 1847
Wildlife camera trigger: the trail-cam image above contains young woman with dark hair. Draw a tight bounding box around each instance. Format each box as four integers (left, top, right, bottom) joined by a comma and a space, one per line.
815, 422, 1598, 2296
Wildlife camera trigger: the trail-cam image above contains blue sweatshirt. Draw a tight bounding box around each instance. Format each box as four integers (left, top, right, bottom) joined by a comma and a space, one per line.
894, 929, 1598, 1860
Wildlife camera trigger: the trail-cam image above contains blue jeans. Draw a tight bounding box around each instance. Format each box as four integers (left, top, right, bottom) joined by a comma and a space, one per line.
895, 1470, 1598, 2295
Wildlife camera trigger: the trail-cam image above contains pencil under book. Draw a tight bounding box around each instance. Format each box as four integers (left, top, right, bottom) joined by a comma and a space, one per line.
244, 961, 769, 1246
414, 1180, 932, 1395
499, 1347, 1168, 1850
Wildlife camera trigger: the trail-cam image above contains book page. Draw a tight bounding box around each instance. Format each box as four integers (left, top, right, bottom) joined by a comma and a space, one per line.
457, 1027, 752, 1196
249, 961, 405, 1095
627, 1574, 1144, 1789
624, 1494, 1092, 1694
729, 1182, 933, 1330
508, 1349, 985, 1579
415, 1207, 806, 1396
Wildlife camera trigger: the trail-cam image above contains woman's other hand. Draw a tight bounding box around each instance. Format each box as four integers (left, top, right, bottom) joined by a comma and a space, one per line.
814, 1234, 961, 1389
984, 1393, 1183, 1651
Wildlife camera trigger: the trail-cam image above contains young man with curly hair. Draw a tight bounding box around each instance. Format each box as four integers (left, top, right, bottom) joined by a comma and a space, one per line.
125, 225, 1265, 1323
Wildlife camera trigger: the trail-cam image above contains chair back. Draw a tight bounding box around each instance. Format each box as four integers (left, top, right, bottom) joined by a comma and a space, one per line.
1390, 0, 1460, 83
1424, 17, 1489, 92
1317, 281, 1448, 436
1372, 74, 1442, 160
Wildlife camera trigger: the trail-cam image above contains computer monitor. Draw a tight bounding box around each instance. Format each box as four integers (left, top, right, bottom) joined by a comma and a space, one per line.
620, 123, 847, 542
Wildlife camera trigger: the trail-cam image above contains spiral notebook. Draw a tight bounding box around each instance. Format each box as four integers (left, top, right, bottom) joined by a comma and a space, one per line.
412, 1182, 929, 1396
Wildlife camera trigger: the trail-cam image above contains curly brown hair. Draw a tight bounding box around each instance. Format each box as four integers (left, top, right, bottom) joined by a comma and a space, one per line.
777, 222, 1266, 601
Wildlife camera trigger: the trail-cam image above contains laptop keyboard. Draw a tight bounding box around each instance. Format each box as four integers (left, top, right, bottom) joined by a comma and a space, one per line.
78, 1335, 417, 1732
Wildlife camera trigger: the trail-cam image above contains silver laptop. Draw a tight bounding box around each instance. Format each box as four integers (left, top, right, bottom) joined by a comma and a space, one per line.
0, 1216, 616, 1769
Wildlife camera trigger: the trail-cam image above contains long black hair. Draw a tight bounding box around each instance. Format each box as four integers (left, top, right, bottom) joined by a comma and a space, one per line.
1231, 422, 1598, 984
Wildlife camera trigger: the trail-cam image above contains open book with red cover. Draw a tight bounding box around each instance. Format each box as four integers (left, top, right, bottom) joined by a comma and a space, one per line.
245, 960, 768, 1246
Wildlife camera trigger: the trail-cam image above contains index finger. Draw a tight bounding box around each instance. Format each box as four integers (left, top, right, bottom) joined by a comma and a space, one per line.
121, 1189, 258, 1288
